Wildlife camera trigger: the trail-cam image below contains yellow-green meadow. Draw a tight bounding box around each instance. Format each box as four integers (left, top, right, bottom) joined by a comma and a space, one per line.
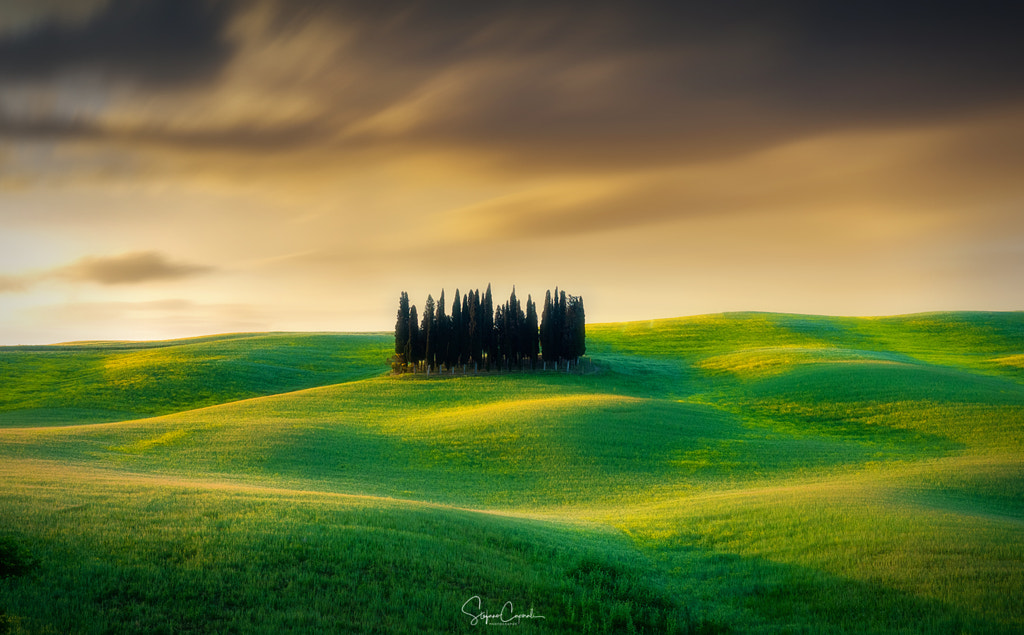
2, 312, 1022, 633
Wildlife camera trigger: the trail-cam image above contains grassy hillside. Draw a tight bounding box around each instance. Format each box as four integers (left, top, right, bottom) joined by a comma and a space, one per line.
0, 332, 391, 426
1, 312, 1022, 633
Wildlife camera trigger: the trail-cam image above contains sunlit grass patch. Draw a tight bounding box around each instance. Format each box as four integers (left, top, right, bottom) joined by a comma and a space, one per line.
991, 353, 1024, 368
109, 428, 194, 454
731, 398, 1024, 453
736, 359, 1024, 405
694, 346, 912, 379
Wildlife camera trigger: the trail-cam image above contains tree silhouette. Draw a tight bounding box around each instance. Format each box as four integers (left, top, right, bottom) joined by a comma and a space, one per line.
558, 290, 569, 363
408, 304, 420, 366
483, 284, 495, 369
507, 287, 521, 366
525, 295, 539, 367
394, 284, 584, 374
468, 289, 482, 368
449, 289, 462, 369
435, 290, 448, 370
395, 291, 410, 361
422, 294, 435, 371
494, 303, 506, 369
540, 290, 553, 365
460, 291, 472, 365
573, 295, 586, 361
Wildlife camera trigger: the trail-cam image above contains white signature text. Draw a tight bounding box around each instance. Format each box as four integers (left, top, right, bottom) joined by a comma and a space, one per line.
462, 595, 546, 626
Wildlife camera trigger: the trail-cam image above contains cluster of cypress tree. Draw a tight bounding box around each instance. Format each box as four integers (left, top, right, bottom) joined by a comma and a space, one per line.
394, 285, 585, 373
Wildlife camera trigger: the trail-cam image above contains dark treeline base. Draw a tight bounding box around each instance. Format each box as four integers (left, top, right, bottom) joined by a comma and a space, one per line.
393, 284, 585, 375
397, 356, 595, 377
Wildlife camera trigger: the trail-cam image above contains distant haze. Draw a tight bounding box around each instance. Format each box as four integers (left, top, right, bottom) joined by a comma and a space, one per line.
1, 1, 1022, 343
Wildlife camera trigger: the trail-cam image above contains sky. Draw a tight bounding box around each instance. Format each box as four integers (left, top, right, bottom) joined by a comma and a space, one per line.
1, 0, 1022, 344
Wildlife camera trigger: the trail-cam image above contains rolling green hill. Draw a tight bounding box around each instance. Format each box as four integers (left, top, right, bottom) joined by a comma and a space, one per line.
1, 312, 1022, 633
0, 333, 391, 426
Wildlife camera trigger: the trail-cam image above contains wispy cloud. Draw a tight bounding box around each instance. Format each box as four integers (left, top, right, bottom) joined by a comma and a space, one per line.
56, 251, 214, 284
0, 274, 30, 292
0, 251, 214, 293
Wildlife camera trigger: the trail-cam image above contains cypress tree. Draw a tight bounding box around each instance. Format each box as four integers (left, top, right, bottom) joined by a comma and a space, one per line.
408, 305, 420, 365
515, 294, 527, 365
395, 291, 410, 361
450, 289, 462, 368
468, 289, 481, 367
494, 304, 506, 370
525, 295, 539, 367
565, 298, 577, 364
505, 302, 513, 367
550, 288, 563, 362
436, 290, 448, 370
483, 284, 495, 370
461, 292, 471, 365
540, 290, 552, 364
507, 287, 520, 365
422, 295, 435, 371
573, 295, 586, 362
558, 290, 568, 364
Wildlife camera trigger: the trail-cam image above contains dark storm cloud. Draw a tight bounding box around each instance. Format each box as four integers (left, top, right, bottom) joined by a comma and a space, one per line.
0, 0, 232, 85
289, 2, 1024, 113
321, 0, 1024, 167
1, 0, 1022, 171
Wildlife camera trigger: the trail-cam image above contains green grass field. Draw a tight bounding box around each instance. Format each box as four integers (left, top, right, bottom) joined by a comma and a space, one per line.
1, 312, 1022, 633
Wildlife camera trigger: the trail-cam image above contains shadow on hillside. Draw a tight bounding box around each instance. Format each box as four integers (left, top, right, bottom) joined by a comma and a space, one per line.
636, 536, 1016, 634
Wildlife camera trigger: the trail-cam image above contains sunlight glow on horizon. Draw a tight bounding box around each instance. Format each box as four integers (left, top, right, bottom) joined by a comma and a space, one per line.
1, 2, 1022, 343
